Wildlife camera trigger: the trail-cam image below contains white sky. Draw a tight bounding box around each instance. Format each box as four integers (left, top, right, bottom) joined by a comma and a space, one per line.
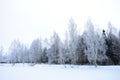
0, 0, 120, 52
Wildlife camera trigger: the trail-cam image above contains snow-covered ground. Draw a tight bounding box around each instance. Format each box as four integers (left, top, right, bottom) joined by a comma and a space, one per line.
0, 64, 120, 80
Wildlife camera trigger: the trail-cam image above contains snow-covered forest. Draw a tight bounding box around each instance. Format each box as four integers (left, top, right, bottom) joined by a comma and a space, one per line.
0, 18, 120, 65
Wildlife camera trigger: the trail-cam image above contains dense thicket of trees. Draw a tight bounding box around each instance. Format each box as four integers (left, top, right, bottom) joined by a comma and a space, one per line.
0, 18, 120, 65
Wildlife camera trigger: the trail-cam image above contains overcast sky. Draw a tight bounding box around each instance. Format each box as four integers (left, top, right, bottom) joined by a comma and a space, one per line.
0, 0, 120, 52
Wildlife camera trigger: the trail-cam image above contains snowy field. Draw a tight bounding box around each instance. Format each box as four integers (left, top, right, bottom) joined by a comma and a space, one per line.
0, 64, 120, 80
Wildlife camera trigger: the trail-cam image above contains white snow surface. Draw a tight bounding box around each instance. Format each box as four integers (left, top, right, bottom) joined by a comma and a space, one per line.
0, 64, 120, 80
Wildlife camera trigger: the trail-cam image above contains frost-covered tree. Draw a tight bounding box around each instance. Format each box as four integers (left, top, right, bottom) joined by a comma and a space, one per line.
65, 18, 85, 65
48, 32, 63, 64
63, 31, 71, 64
67, 18, 79, 64
83, 19, 109, 66
83, 19, 103, 66
75, 35, 87, 64
105, 22, 120, 65
58, 42, 64, 64
41, 47, 48, 63
83, 19, 96, 65
29, 38, 42, 63
9, 40, 26, 63
22, 46, 29, 63
96, 30, 108, 64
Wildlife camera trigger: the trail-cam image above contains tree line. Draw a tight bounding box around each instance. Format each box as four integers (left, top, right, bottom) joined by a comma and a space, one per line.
0, 18, 120, 65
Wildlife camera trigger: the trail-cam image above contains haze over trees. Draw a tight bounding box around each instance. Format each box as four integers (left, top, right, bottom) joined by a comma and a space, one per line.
0, 18, 120, 66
